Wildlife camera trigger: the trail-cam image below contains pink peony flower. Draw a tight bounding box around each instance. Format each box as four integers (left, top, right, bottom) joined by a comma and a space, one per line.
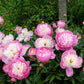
0, 46, 3, 60
35, 35, 55, 49
16, 28, 33, 42
35, 23, 53, 37
36, 47, 56, 62
8, 57, 31, 81
28, 48, 36, 56
64, 14, 67, 17
1, 34, 14, 46
0, 16, 4, 25
2, 41, 22, 64
53, 23, 57, 28
55, 27, 65, 34
15, 26, 22, 34
3, 64, 9, 74
57, 20, 66, 28
55, 30, 80, 51
20, 44, 31, 57
0, 31, 5, 44
60, 49, 83, 77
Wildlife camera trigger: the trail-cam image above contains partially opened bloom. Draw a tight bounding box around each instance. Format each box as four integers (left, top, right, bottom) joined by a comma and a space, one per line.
16, 28, 33, 42
3, 64, 9, 74
8, 57, 31, 81
0, 16, 4, 25
35, 35, 55, 49
83, 21, 84, 25
1, 34, 14, 46
0, 31, 5, 44
57, 20, 66, 28
36, 47, 56, 62
35, 23, 53, 37
15, 26, 22, 34
60, 49, 83, 77
28, 48, 36, 56
55, 30, 79, 51
53, 23, 57, 28
20, 44, 31, 57
2, 41, 22, 64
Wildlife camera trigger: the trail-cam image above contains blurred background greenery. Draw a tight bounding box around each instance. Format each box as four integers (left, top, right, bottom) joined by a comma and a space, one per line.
0, 0, 84, 84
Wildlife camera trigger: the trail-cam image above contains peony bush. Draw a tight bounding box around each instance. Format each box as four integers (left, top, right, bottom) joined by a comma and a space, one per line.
0, 16, 84, 84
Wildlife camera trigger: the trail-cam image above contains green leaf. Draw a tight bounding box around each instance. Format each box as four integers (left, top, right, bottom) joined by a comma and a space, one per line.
49, 75, 55, 83
25, 78, 31, 84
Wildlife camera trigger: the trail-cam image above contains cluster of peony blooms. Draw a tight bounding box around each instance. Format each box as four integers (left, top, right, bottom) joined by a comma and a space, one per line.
0, 16, 83, 82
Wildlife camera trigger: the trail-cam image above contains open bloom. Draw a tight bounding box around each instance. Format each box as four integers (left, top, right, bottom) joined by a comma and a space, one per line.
35, 35, 55, 49
1, 34, 14, 46
36, 47, 56, 62
15, 26, 22, 34
35, 23, 53, 37
2, 41, 22, 64
0, 31, 5, 44
60, 49, 83, 77
8, 57, 31, 81
57, 20, 66, 28
0, 16, 4, 25
55, 30, 80, 51
16, 28, 33, 42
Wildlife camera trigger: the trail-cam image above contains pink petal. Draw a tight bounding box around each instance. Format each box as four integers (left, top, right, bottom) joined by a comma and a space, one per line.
66, 68, 73, 77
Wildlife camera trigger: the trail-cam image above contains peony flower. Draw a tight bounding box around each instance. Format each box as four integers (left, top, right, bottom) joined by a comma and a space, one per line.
20, 44, 31, 57
0, 46, 3, 60
0, 31, 5, 44
64, 14, 67, 17
55, 30, 80, 51
35, 23, 53, 37
28, 48, 36, 56
60, 49, 83, 77
15, 26, 22, 34
36, 47, 56, 62
55, 27, 65, 34
1, 34, 14, 46
2, 41, 22, 64
16, 28, 33, 42
53, 23, 57, 28
3, 64, 9, 74
35, 35, 55, 49
8, 57, 31, 81
57, 20, 66, 28
0, 16, 4, 25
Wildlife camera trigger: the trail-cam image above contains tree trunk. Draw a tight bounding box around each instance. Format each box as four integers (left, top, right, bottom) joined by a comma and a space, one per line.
58, 0, 67, 22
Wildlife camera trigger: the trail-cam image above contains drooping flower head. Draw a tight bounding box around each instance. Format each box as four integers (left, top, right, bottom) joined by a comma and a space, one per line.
35, 35, 55, 49
57, 20, 66, 28
1, 34, 14, 46
16, 28, 33, 42
15, 26, 22, 34
35, 23, 53, 37
60, 49, 83, 77
0, 16, 4, 25
36, 47, 56, 62
8, 57, 31, 81
2, 41, 22, 64
55, 30, 79, 51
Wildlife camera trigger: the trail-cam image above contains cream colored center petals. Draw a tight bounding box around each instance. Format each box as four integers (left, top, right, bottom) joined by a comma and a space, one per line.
4, 44, 19, 59
64, 54, 78, 67
39, 25, 51, 35
12, 62, 26, 76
